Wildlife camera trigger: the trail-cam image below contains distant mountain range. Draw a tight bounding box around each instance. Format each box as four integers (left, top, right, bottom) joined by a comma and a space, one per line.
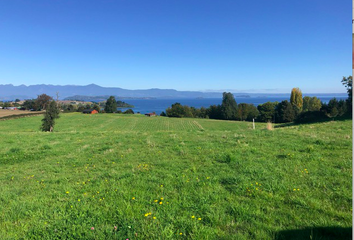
0, 84, 226, 100
0, 84, 347, 101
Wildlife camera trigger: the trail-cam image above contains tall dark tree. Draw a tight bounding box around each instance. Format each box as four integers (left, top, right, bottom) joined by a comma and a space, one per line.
36, 94, 53, 110
221, 92, 237, 120
207, 105, 222, 119
257, 102, 277, 122
41, 100, 60, 132
276, 100, 295, 123
104, 96, 117, 113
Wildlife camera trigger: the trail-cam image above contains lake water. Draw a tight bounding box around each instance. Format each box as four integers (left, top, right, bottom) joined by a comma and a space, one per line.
118, 93, 347, 114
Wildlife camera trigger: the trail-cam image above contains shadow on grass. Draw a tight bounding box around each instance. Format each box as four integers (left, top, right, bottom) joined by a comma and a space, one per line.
274, 114, 352, 129
274, 227, 352, 240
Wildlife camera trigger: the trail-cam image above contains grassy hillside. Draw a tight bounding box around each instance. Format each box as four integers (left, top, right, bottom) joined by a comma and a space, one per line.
0, 113, 352, 239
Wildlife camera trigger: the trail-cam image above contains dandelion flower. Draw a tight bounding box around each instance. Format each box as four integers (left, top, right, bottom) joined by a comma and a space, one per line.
78, 199, 81, 202
153, 216, 156, 220
198, 218, 201, 221
191, 215, 195, 218
160, 197, 164, 200
179, 233, 182, 235
132, 197, 135, 200
154, 200, 158, 203
66, 191, 69, 194
159, 202, 163, 205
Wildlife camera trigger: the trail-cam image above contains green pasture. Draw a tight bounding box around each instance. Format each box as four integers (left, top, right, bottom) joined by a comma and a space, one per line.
0, 113, 352, 239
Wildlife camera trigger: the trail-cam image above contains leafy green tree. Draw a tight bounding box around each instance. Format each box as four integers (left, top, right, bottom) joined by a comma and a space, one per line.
276, 100, 295, 123
93, 104, 100, 112
199, 107, 208, 118
303, 96, 322, 112
104, 96, 117, 113
64, 104, 77, 112
41, 101, 60, 132
77, 105, 85, 112
322, 98, 347, 118
257, 102, 277, 122
183, 106, 193, 118
236, 103, 258, 121
290, 88, 303, 113
220, 92, 237, 120
22, 99, 38, 110
245, 104, 259, 121
36, 94, 53, 110
166, 103, 185, 118
3, 102, 12, 108
207, 105, 222, 119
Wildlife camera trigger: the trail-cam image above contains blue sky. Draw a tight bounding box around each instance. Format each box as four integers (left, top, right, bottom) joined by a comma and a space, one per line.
0, 0, 351, 93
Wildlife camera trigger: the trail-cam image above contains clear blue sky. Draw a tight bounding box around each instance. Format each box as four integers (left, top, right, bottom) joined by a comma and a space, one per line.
0, 0, 351, 93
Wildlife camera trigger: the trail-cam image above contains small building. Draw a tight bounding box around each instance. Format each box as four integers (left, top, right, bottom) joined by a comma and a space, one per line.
145, 112, 156, 117
83, 109, 98, 114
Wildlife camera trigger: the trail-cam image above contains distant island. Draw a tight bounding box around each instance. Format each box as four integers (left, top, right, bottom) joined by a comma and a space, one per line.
64, 95, 150, 102
116, 100, 134, 108
235, 95, 251, 98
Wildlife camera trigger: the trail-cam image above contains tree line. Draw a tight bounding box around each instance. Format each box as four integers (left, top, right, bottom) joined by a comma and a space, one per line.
163, 76, 352, 123
1, 94, 133, 113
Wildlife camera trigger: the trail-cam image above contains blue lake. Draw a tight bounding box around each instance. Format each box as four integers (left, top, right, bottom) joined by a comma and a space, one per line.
118, 93, 347, 115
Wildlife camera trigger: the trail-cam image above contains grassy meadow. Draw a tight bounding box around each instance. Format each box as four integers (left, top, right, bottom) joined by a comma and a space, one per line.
0, 113, 352, 239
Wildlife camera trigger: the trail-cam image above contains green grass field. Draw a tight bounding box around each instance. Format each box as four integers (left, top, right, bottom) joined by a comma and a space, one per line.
0, 113, 352, 239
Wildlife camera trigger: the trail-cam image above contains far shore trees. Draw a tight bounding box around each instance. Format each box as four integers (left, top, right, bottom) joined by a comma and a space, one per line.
104, 96, 117, 113
41, 100, 60, 132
